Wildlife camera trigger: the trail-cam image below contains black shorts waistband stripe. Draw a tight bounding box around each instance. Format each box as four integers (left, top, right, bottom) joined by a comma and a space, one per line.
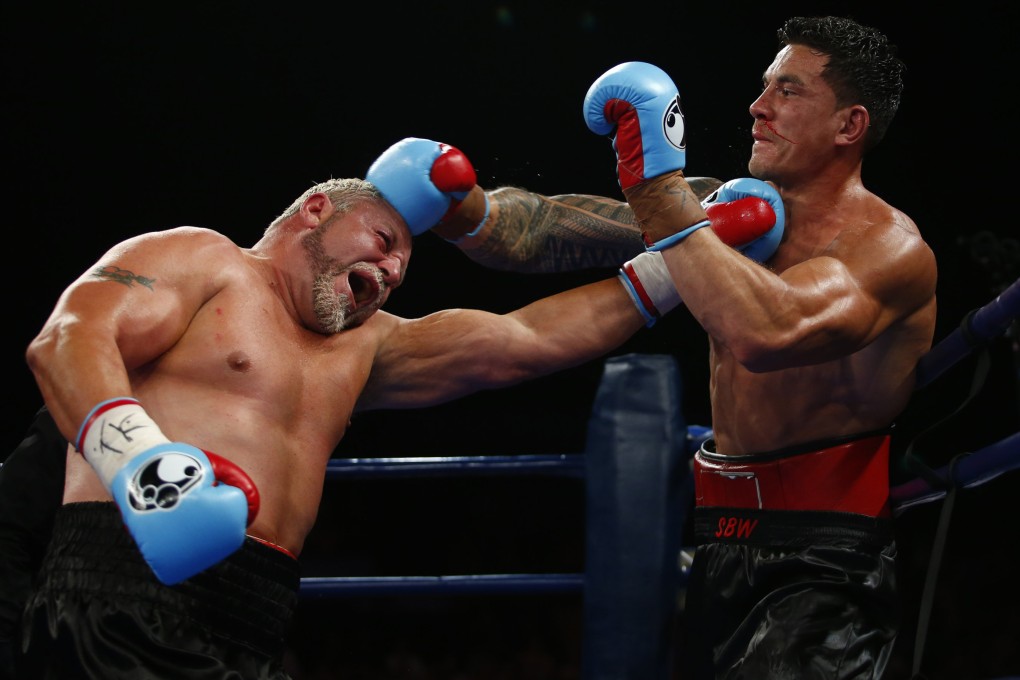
694, 507, 894, 550
699, 428, 891, 463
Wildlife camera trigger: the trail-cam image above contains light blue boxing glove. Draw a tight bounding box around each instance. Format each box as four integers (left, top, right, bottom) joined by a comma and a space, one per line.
366, 137, 487, 237
583, 61, 688, 190
76, 397, 260, 585
701, 178, 785, 262
583, 62, 711, 251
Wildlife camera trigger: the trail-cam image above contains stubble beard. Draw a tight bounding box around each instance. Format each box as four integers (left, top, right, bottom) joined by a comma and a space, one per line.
312, 263, 386, 334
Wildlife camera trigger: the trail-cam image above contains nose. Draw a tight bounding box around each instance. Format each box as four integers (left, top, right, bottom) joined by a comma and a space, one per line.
377, 256, 402, 286
749, 90, 768, 120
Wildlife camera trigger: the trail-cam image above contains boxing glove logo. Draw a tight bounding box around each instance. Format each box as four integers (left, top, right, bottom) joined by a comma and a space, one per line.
128, 451, 204, 512
662, 94, 687, 152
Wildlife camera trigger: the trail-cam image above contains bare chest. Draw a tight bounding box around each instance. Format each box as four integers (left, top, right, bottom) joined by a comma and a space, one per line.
134, 287, 372, 451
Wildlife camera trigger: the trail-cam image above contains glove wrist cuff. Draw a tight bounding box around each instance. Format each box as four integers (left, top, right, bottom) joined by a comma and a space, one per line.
624, 171, 710, 250
77, 398, 171, 488
619, 251, 683, 326
434, 187, 489, 243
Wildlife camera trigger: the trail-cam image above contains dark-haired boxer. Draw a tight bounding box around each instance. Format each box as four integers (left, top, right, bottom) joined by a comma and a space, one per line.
438, 16, 936, 680
16, 134, 777, 678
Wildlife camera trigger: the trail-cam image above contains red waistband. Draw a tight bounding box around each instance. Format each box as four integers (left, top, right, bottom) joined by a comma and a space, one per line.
247, 534, 298, 560
694, 435, 891, 518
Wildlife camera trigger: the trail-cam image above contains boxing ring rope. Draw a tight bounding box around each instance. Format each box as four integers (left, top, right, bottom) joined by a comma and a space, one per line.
890, 430, 1020, 514
298, 280, 1019, 679
303, 454, 588, 597
890, 275, 1020, 513
303, 428, 714, 600
892, 275, 1020, 679
307, 353, 695, 678
914, 275, 1020, 390
321, 453, 585, 479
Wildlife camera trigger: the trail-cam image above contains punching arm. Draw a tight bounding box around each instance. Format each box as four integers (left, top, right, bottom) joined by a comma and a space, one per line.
440, 178, 726, 274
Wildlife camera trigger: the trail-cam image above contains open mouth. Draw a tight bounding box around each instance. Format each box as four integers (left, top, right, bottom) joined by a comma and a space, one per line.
343, 263, 385, 312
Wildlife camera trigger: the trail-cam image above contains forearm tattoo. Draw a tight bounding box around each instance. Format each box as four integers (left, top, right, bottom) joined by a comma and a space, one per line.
465, 178, 723, 274
487, 189, 641, 273
92, 265, 156, 290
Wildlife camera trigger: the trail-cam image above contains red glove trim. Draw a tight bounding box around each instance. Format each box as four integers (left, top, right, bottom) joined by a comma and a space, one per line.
621, 260, 661, 317
606, 100, 645, 189
205, 450, 260, 526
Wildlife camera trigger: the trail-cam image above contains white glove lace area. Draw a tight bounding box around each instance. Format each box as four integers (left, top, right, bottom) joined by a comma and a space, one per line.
619, 250, 682, 326
77, 399, 173, 489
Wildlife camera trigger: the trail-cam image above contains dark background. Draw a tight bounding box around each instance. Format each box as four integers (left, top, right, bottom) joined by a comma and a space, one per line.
5, 2, 1019, 678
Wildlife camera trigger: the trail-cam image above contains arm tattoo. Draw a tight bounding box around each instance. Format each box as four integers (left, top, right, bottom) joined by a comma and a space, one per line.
92, 265, 156, 290
464, 177, 723, 274
474, 189, 642, 273
687, 177, 725, 202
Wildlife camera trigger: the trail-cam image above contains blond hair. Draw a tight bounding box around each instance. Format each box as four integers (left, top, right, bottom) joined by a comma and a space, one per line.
269, 177, 382, 230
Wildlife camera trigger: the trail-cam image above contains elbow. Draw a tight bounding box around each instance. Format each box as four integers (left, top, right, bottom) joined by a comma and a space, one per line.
25, 321, 73, 386
730, 323, 854, 373
726, 331, 797, 373
729, 342, 777, 373
24, 332, 52, 379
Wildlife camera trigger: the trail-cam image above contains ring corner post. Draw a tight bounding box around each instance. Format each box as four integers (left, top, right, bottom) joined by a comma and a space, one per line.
580, 353, 690, 680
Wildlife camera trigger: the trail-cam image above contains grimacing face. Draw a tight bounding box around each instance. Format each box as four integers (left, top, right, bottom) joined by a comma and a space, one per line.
300, 200, 411, 334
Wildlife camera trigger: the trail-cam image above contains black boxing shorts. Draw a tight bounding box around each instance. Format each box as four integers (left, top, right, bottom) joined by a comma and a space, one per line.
680, 432, 899, 680
0, 408, 67, 653
18, 502, 300, 680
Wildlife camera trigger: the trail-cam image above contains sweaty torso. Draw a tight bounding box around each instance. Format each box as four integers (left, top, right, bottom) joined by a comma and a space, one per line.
63, 254, 380, 555
706, 194, 937, 455
708, 319, 930, 454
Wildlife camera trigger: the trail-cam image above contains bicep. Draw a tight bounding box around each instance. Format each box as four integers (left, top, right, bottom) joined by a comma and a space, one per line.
49, 231, 227, 368
778, 234, 936, 357
27, 229, 233, 441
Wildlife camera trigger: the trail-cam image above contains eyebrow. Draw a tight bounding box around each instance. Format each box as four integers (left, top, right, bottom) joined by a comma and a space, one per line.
764, 72, 806, 88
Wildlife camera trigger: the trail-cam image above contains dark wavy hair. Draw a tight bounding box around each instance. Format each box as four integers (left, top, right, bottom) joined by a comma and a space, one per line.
778, 16, 905, 152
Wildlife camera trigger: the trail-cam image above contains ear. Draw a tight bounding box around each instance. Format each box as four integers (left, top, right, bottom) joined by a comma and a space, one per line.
299, 192, 333, 227
835, 105, 870, 147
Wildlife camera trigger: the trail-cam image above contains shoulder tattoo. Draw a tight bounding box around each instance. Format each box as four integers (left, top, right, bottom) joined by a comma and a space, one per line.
92, 265, 156, 290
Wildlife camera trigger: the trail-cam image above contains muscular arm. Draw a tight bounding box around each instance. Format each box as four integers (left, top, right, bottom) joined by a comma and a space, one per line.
662, 212, 937, 372
440, 178, 722, 273
24, 228, 234, 441
357, 277, 646, 410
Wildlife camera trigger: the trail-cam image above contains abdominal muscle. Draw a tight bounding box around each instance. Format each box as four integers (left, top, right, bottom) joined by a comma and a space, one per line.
708, 343, 914, 455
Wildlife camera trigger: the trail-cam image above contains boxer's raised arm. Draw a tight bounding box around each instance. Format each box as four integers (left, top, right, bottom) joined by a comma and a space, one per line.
578, 62, 935, 371
435, 178, 723, 274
